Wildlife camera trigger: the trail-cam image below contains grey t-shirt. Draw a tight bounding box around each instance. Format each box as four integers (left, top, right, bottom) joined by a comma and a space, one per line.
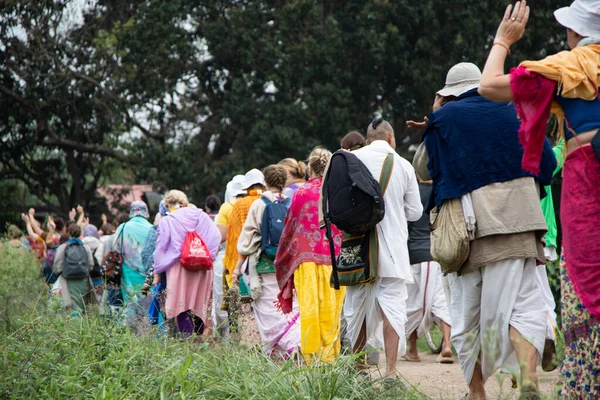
407, 182, 433, 265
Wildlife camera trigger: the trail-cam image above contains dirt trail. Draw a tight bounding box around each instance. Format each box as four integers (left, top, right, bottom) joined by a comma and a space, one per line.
369, 352, 559, 399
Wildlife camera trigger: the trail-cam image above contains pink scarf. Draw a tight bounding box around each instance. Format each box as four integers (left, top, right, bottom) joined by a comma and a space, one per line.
509, 66, 557, 175
275, 177, 342, 314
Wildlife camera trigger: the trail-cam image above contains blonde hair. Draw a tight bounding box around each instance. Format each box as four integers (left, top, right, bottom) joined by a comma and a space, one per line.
263, 165, 288, 191
308, 147, 332, 178
278, 158, 307, 180
163, 190, 189, 209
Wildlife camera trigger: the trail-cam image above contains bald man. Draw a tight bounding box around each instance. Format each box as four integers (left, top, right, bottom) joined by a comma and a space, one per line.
344, 119, 423, 381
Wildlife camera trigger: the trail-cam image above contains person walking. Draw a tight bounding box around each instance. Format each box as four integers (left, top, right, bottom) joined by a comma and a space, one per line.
342, 119, 423, 382
276, 147, 346, 364
404, 177, 453, 364
414, 61, 557, 400
477, 2, 600, 397
233, 165, 300, 358
52, 224, 97, 315
154, 190, 221, 337
115, 201, 153, 331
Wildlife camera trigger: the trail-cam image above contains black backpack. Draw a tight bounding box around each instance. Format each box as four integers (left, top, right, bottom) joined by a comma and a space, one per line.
322, 150, 386, 236
62, 242, 90, 280
322, 151, 394, 289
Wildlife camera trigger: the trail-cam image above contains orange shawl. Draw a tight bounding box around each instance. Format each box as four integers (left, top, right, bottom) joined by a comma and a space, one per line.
223, 190, 262, 285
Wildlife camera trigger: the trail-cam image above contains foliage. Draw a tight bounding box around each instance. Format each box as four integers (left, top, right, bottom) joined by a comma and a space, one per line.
1, 1, 570, 214
1, 314, 424, 399
0, 247, 421, 399
0, 245, 47, 332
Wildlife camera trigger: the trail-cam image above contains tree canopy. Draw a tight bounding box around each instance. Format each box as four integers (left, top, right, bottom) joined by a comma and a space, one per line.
0, 0, 568, 227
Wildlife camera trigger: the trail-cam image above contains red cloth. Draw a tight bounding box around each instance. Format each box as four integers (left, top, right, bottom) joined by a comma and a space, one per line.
509, 66, 557, 174
561, 146, 600, 319
274, 177, 342, 314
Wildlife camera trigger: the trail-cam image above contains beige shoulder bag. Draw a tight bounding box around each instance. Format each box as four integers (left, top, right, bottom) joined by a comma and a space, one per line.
429, 198, 470, 274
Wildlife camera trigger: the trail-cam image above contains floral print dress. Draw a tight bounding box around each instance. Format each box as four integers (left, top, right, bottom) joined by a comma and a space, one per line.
558, 251, 600, 399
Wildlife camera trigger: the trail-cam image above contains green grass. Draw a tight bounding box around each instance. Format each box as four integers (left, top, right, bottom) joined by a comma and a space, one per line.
0, 246, 424, 399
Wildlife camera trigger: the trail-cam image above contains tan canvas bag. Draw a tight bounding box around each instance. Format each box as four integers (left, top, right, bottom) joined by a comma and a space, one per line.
429, 198, 470, 274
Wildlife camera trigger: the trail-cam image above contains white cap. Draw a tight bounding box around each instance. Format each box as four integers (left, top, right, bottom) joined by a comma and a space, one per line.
554, 1, 600, 38
240, 168, 265, 190
224, 175, 246, 203
437, 62, 482, 97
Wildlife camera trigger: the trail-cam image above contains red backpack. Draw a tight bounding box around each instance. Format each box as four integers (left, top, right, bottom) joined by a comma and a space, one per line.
171, 216, 213, 271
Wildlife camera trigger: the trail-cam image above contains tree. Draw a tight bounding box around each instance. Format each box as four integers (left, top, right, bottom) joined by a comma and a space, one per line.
1, 0, 569, 222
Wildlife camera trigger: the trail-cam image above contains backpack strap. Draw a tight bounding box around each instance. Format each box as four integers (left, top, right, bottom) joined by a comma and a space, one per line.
378, 153, 395, 196
321, 152, 340, 289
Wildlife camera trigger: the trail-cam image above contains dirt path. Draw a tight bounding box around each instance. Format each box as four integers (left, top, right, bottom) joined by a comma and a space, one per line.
369, 352, 559, 399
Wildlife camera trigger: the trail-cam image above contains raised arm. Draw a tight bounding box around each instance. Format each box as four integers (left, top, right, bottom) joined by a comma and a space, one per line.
479, 1, 530, 101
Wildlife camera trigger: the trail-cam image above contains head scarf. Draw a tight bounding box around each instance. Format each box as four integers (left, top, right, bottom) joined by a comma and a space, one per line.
158, 200, 168, 216
129, 200, 150, 219
83, 225, 100, 239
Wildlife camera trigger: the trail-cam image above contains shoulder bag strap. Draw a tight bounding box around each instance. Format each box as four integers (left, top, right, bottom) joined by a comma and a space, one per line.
378, 153, 395, 196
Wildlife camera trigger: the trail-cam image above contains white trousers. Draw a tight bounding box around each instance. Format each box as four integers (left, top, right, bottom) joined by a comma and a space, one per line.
212, 245, 229, 337
447, 258, 546, 385
345, 277, 408, 356
405, 261, 452, 337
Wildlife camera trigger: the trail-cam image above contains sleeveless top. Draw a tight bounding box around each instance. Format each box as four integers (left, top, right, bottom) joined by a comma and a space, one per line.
556, 93, 600, 139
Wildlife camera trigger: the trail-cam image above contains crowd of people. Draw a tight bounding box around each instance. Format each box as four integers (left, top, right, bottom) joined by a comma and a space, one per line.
4, 1, 599, 399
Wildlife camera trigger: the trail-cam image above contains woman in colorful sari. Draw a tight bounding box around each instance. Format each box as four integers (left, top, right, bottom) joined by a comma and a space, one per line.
478, 1, 600, 397
154, 190, 221, 337
276, 147, 345, 364
114, 201, 153, 331
232, 165, 300, 358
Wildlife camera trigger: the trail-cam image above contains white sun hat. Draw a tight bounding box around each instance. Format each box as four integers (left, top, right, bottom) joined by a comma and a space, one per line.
436, 62, 482, 98
240, 168, 265, 190
224, 175, 246, 203
554, 1, 600, 38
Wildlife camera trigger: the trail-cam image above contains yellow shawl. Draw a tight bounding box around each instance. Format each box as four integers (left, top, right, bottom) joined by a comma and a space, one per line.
520, 44, 600, 137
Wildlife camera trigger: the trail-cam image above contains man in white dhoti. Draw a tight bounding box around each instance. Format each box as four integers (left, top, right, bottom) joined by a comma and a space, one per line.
412, 62, 557, 400
404, 179, 453, 363
345, 119, 423, 380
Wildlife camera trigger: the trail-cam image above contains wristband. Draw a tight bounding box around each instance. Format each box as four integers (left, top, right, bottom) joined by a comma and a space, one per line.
493, 41, 511, 55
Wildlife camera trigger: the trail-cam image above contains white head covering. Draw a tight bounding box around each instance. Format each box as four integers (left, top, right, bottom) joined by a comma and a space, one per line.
224, 175, 246, 203
437, 62, 482, 98
240, 169, 265, 191
554, 1, 600, 38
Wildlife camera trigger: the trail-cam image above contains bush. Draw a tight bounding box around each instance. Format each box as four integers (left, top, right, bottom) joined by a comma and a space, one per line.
0, 245, 48, 332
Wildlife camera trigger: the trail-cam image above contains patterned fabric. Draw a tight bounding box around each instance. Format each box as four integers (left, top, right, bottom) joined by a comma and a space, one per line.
275, 178, 342, 314
559, 252, 600, 398
129, 200, 150, 219
223, 191, 262, 285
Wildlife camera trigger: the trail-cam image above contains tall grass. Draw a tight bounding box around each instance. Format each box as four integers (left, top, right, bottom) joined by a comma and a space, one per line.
0, 246, 48, 332
0, 246, 422, 399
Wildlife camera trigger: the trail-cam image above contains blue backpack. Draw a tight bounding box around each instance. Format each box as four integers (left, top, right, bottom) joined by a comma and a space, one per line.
260, 197, 291, 259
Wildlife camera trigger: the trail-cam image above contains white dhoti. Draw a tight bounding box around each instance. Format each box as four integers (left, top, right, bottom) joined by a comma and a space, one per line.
535, 264, 558, 341
345, 277, 408, 356
447, 258, 546, 385
405, 261, 452, 337
212, 245, 229, 337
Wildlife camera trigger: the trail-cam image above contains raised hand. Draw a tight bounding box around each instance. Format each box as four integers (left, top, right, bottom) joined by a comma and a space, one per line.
495, 1, 530, 48
76, 204, 84, 215
406, 117, 428, 130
